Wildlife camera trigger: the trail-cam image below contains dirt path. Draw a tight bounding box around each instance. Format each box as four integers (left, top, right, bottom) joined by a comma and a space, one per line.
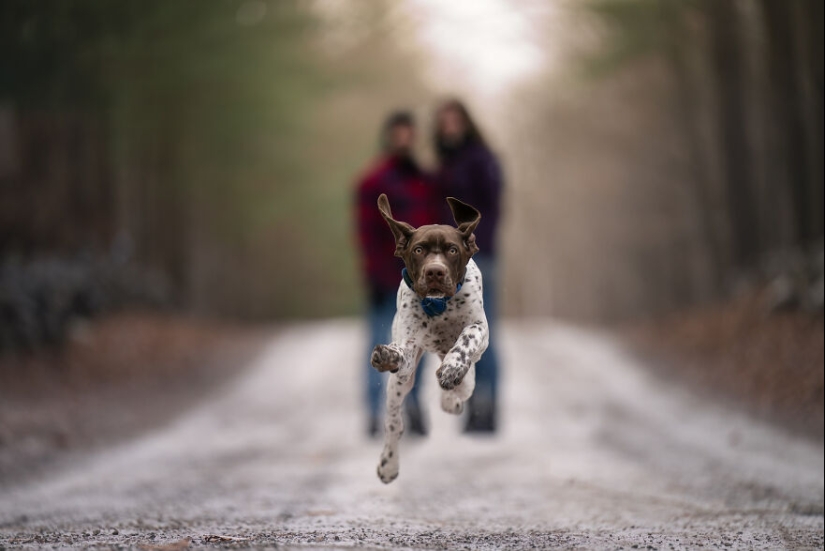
1, 320, 822, 549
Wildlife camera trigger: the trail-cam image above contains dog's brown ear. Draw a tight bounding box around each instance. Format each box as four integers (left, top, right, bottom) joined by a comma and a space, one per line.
446, 196, 481, 255
377, 193, 416, 257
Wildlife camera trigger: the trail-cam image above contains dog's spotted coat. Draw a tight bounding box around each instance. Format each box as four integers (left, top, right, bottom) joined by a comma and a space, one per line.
370, 194, 489, 484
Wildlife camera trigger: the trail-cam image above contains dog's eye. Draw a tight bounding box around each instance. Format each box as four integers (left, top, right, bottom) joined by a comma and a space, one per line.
413, 246, 424, 255
448, 246, 458, 255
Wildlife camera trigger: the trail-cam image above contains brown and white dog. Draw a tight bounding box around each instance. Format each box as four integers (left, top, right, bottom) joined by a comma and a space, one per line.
371, 193, 489, 483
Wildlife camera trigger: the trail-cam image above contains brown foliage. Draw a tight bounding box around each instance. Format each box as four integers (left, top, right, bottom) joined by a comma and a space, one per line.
625, 290, 824, 440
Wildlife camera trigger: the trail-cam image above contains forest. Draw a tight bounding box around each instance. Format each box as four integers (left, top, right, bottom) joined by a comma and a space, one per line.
0, 0, 822, 341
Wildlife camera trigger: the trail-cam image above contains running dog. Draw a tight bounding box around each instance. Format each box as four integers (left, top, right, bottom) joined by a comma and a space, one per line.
371, 193, 489, 483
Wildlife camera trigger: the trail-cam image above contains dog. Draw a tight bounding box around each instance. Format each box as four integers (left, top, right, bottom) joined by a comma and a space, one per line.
370, 193, 489, 484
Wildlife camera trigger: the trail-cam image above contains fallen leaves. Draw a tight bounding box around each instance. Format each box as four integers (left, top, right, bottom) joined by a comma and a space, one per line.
202, 534, 249, 543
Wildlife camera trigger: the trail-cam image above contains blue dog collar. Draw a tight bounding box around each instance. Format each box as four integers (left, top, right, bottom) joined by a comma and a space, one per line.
401, 268, 463, 318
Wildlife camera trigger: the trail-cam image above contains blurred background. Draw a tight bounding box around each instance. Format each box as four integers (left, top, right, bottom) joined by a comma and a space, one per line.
2, 0, 822, 322
0, 0, 822, 478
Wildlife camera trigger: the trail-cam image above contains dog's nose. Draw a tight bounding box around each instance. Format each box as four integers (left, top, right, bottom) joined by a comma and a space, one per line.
425, 266, 446, 281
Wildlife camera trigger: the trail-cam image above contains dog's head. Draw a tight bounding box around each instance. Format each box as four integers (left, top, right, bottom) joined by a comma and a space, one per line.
377, 193, 481, 299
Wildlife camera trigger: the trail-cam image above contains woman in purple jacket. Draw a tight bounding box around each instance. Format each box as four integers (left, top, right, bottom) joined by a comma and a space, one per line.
433, 99, 503, 433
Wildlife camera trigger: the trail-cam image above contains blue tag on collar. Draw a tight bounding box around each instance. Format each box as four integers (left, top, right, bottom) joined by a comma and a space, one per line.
420, 296, 450, 317
401, 268, 462, 318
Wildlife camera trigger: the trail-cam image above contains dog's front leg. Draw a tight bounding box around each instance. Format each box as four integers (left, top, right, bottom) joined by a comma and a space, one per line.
370, 342, 406, 373
436, 321, 489, 415
376, 345, 422, 484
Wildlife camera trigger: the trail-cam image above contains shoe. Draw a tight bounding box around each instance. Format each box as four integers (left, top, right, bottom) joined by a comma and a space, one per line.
405, 402, 428, 436
463, 397, 497, 433
367, 416, 380, 438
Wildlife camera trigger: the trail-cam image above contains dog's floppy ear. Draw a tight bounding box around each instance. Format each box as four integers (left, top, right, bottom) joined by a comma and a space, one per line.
446, 196, 481, 255
377, 193, 416, 257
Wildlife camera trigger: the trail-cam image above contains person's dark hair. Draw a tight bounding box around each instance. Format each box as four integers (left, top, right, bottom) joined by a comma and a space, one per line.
380, 110, 415, 153
433, 98, 487, 160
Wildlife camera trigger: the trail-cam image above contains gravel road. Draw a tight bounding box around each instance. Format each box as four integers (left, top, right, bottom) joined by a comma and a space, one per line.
1, 320, 822, 549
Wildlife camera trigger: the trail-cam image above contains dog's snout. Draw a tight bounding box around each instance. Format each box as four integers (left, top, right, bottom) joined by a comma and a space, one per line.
418, 256, 452, 295
425, 266, 446, 281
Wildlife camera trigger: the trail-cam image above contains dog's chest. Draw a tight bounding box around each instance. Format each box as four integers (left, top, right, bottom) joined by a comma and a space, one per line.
413, 292, 480, 355
394, 258, 485, 356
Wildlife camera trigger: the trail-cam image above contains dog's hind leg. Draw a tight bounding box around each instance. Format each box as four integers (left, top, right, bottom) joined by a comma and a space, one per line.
377, 347, 422, 484
441, 363, 475, 414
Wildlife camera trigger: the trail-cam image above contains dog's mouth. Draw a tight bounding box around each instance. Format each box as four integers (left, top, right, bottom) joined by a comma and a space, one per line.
415, 282, 454, 299
425, 287, 448, 299
411, 264, 458, 300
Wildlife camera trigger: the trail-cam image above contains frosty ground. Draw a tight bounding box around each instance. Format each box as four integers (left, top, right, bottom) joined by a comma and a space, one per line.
1, 320, 822, 549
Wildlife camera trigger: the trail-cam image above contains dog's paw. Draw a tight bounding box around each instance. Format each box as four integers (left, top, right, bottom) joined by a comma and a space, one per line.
371, 345, 403, 373
436, 358, 467, 390
441, 391, 465, 415
377, 452, 399, 484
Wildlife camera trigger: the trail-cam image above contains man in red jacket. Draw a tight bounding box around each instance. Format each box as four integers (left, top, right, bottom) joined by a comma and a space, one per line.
355, 111, 438, 437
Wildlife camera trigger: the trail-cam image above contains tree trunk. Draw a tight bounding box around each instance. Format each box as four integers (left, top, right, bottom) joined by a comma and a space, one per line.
663, 4, 725, 297
707, 0, 760, 271
759, 0, 817, 247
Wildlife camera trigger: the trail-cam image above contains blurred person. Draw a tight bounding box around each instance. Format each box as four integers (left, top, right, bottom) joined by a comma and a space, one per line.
432, 99, 503, 433
355, 111, 438, 438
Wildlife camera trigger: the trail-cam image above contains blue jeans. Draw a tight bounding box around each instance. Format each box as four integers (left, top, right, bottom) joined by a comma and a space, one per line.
366, 291, 423, 418
472, 255, 500, 405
